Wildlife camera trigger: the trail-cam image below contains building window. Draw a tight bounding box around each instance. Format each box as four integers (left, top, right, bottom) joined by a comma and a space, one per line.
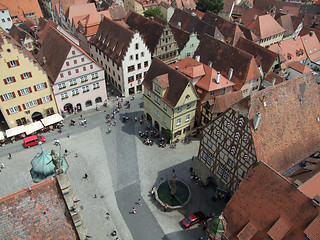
154, 108, 160, 116
221, 88, 226, 95
136, 54, 139, 60
75, 69, 79, 73
128, 76, 134, 83
163, 116, 167, 123
1, 92, 15, 101
19, 87, 31, 96
7, 106, 20, 115
83, 66, 86, 71
177, 106, 182, 112
91, 73, 99, 80
207, 140, 212, 148
202, 150, 207, 161
74, 60, 77, 64
144, 61, 148, 67
4, 76, 15, 84
58, 82, 66, 89
164, 103, 167, 110
186, 114, 190, 122
243, 154, 249, 162
128, 65, 135, 72
210, 91, 215, 96
155, 95, 161, 104
61, 92, 68, 99
93, 82, 100, 89
16, 117, 27, 126
71, 89, 79, 96
72, 50, 75, 55
21, 72, 32, 79
218, 165, 224, 176
60, 73, 64, 78
7, 60, 19, 68
69, 79, 77, 86
82, 85, 90, 93
141, 52, 144, 57
176, 118, 181, 125
135, 43, 139, 49
147, 102, 151, 109
138, 63, 141, 69
136, 73, 142, 80
66, 61, 70, 66
183, 126, 190, 133
34, 83, 46, 91
207, 153, 212, 164
41, 95, 51, 103
130, 55, 133, 60
227, 159, 233, 168
81, 57, 85, 62
187, 103, 191, 109
24, 99, 39, 109
223, 169, 230, 181
90, 64, 93, 69
68, 71, 72, 76
80, 76, 88, 83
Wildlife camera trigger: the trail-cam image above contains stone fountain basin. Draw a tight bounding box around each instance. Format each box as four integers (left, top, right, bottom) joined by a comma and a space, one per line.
155, 179, 191, 210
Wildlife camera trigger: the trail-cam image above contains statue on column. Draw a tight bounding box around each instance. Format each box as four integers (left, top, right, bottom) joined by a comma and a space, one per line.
48, 150, 64, 174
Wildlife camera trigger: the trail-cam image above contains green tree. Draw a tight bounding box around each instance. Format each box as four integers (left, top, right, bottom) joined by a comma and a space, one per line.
196, 0, 224, 14
143, 7, 164, 19
163, 129, 172, 142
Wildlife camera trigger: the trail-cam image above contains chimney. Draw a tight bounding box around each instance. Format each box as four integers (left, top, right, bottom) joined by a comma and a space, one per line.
254, 15, 257, 21
175, 66, 179, 70
191, 12, 196, 17
216, 71, 220, 84
101, 13, 105, 22
253, 112, 261, 131
195, 55, 200, 62
208, 61, 212, 68
272, 78, 276, 86
239, 18, 241, 24
43, 57, 47, 64
228, 68, 233, 80
178, 22, 181, 29
310, 31, 314, 37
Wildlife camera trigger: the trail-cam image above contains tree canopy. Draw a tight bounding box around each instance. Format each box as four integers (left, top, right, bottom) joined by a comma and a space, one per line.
143, 7, 164, 19
196, 0, 224, 14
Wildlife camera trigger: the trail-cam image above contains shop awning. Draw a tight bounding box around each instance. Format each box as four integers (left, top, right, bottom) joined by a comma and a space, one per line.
41, 113, 64, 127
25, 121, 44, 135
0, 131, 5, 141
5, 125, 26, 138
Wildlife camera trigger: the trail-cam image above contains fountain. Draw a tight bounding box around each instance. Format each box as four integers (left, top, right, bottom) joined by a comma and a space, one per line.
155, 173, 191, 210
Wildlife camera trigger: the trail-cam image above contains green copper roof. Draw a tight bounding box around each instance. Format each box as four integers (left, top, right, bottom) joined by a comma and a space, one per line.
30, 146, 68, 183
206, 214, 227, 240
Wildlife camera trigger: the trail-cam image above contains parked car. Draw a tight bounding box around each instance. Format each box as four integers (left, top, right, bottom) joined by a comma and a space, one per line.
180, 211, 206, 228
23, 135, 46, 148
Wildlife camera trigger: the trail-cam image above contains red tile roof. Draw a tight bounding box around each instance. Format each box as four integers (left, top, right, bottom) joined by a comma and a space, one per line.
301, 33, 320, 63
304, 214, 320, 240
0, 177, 79, 239
248, 73, 320, 173
223, 162, 319, 240
288, 61, 313, 74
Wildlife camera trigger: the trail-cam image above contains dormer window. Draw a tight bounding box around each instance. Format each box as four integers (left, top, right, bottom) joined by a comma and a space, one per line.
154, 84, 161, 94
185, 94, 190, 100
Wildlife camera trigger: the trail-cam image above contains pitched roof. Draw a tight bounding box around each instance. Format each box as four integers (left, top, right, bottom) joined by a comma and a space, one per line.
211, 91, 243, 114
253, 0, 301, 16
55, 0, 88, 15
304, 213, 320, 240
174, 0, 196, 10
0, 0, 43, 23
301, 33, 320, 63
9, 24, 28, 42
169, 24, 191, 52
223, 162, 319, 240
243, 14, 285, 40
66, 2, 97, 22
276, 14, 302, 38
236, 37, 278, 74
89, 17, 134, 65
0, 177, 79, 239
300, 27, 320, 42
298, 170, 320, 199
125, 11, 164, 53
194, 34, 261, 90
239, 8, 265, 26
142, 58, 192, 108
36, 19, 57, 44
248, 73, 320, 173
288, 61, 313, 74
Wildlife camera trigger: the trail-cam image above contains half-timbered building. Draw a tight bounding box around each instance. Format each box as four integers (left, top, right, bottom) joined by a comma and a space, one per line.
195, 72, 320, 194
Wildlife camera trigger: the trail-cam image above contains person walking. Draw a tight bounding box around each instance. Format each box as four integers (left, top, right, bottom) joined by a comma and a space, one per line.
164, 204, 168, 212
137, 199, 142, 206
8, 153, 11, 159
132, 207, 136, 214
83, 173, 88, 180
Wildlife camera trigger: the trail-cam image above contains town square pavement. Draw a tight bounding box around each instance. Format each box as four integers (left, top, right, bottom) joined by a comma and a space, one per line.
0, 93, 225, 240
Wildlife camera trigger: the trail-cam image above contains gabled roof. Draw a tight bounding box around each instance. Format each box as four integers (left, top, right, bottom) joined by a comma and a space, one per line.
300, 27, 320, 42
304, 214, 320, 240
0, 177, 79, 239
9, 24, 28, 42
277, 14, 302, 38
288, 61, 313, 74
301, 32, 320, 63
236, 37, 278, 74
248, 73, 320, 173
239, 8, 265, 26
125, 11, 164, 53
194, 34, 261, 90
174, 0, 196, 10
223, 162, 319, 240
142, 58, 192, 108
66, 2, 97, 22
211, 91, 243, 114
89, 17, 134, 65
168, 24, 191, 52
243, 14, 285, 40
253, 0, 301, 16
36, 19, 57, 45
55, 0, 88, 15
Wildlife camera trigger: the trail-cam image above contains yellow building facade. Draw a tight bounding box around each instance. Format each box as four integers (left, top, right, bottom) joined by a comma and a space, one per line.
0, 29, 57, 128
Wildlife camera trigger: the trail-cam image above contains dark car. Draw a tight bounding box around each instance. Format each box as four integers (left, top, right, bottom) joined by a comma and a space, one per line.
180, 211, 206, 228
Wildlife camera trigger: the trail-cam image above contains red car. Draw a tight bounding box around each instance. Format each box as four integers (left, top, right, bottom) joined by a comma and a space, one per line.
180, 211, 206, 228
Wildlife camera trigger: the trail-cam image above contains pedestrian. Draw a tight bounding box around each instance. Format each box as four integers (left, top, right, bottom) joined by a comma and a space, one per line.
132, 207, 136, 214
75, 153, 78, 158
1, 163, 5, 169
140, 119, 143, 124
65, 149, 68, 155
8, 153, 11, 159
94, 194, 97, 198
137, 198, 142, 206
83, 173, 88, 180
164, 204, 168, 212
114, 120, 117, 126
80, 115, 83, 119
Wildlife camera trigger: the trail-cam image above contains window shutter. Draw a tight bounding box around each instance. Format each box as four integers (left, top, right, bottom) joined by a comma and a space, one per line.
44, 82, 48, 88
3, 78, 8, 84
29, 72, 32, 77
7, 62, 11, 68
22, 104, 26, 110
6, 109, 10, 115
29, 87, 32, 93
18, 90, 21, 96
18, 105, 22, 111
12, 92, 16, 98
13, 77, 16, 82
34, 86, 37, 91
16, 60, 20, 66
0, 95, 4, 101
37, 98, 42, 104
20, 74, 24, 80
49, 95, 53, 101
